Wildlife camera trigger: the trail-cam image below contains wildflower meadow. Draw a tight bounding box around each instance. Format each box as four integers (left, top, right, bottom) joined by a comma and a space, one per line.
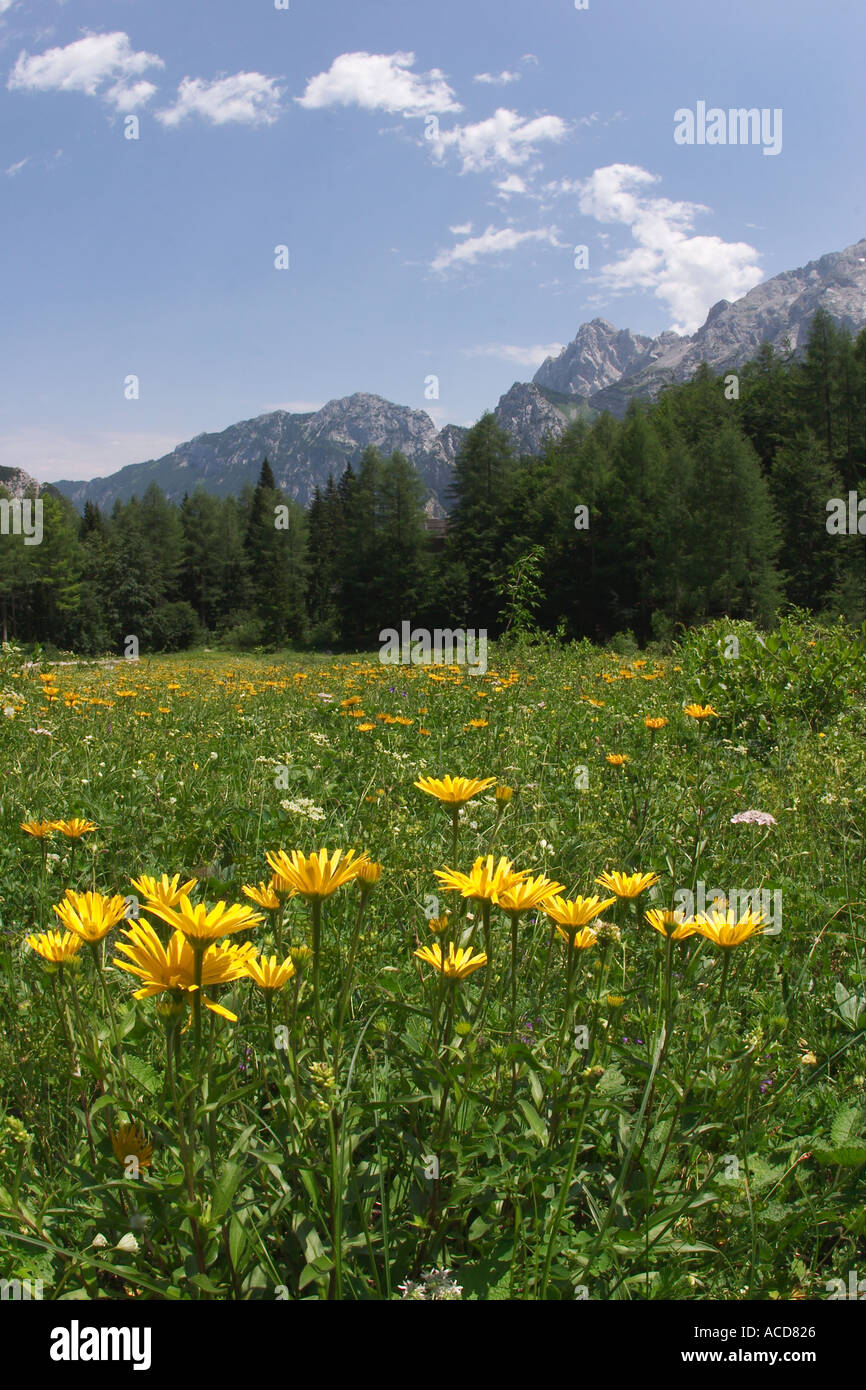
1, 612, 864, 1305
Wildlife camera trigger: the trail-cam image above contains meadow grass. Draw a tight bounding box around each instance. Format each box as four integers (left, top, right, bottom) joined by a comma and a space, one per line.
0, 614, 864, 1300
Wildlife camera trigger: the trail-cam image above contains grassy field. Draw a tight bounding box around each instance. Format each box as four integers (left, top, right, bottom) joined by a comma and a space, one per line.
0, 613, 864, 1300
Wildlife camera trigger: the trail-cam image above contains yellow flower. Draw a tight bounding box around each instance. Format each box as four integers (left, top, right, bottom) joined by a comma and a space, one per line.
53, 890, 128, 944
357, 860, 383, 886
21, 820, 56, 839
683, 704, 719, 720
414, 942, 488, 979
596, 870, 660, 899
435, 855, 528, 906
264, 848, 369, 900
244, 953, 296, 992
52, 818, 98, 838
113, 919, 255, 1019
544, 894, 616, 928
426, 913, 451, 934
554, 924, 598, 950
143, 894, 264, 945
606, 994, 625, 1007
463, 719, 489, 729
606, 753, 629, 766
414, 775, 496, 806
110, 1123, 153, 1171
26, 929, 84, 964
130, 873, 198, 910
495, 785, 513, 803
644, 908, 699, 941
644, 717, 668, 731
242, 881, 282, 911
498, 874, 565, 915
357, 723, 375, 732
693, 907, 766, 948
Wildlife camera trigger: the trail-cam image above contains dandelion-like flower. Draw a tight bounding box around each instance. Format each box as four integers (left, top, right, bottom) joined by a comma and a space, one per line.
113, 919, 256, 1020
497, 874, 565, 915
110, 1123, 154, 1171
693, 907, 766, 949
143, 894, 264, 944
414, 775, 496, 806
264, 848, 369, 900
244, 953, 296, 992
242, 881, 282, 911
21, 820, 56, 839
52, 818, 99, 838
435, 855, 528, 906
683, 704, 718, 720
595, 870, 660, 899
26, 929, 84, 964
130, 873, 198, 910
644, 908, 699, 941
414, 942, 488, 980
605, 753, 629, 766
544, 894, 616, 928
52, 890, 128, 944
644, 717, 668, 731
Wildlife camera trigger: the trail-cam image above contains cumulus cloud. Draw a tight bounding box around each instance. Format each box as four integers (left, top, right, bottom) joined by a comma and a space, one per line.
474, 70, 521, 85
7, 31, 163, 111
296, 51, 460, 116
431, 223, 562, 273
496, 173, 527, 197
449, 221, 473, 235
578, 163, 762, 332
431, 108, 567, 173
464, 342, 565, 368
157, 72, 284, 127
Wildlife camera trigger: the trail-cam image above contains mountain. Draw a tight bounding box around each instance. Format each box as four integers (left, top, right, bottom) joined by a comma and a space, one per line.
0, 466, 41, 499
54, 394, 460, 518
48, 237, 866, 515
551, 237, 866, 416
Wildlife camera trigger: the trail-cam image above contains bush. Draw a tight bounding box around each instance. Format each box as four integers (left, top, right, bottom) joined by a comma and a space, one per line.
148, 601, 204, 652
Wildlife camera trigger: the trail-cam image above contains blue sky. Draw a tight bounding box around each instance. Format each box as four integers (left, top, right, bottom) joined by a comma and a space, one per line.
1, 0, 863, 482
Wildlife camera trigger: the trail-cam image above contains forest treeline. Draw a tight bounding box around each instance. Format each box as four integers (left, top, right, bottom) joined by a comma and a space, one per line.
1, 309, 863, 654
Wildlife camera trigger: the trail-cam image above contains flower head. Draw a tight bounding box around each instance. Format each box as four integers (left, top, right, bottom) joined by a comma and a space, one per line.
730, 809, 777, 827
554, 924, 598, 950
21, 820, 56, 839
414, 942, 488, 980
693, 907, 766, 949
143, 894, 264, 945
644, 908, 699, 941
497, 874, 565, 915
495, 785, 514, 804
264, 848, 368, 900
435, 855, 528, 906
242, 881, 282, 911
644, 717, 668, 731
596, 870, 660, 899
543, 893, 615, 928
53, 890, 128, 944
683, 704, 718, 720
130, 873, 198, 910
244, 953, 296, 992
605, 754, 629, 767
113, 919, 256, 1019
110, 1123, 154, 1171
51, 818, 98, 838
414, 775, 495, 806
26, 929, 84, 964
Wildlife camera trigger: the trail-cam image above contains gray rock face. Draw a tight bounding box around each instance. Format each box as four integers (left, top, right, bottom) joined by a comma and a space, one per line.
0, 466, 41, 498
587, 238, 866, 415
492, 381, 568, 455
55, 394, 460, 516
533, 319, 654, 397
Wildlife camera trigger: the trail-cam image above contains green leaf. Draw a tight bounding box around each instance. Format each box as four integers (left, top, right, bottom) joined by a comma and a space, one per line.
830, 1104, 863, 1148
212, 1159, 244, 1221
517, 1099, 548, 1144
123, 1054, 161, 1096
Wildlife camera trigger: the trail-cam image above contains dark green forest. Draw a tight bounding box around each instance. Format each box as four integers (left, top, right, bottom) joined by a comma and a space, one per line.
1, 309, 863, 654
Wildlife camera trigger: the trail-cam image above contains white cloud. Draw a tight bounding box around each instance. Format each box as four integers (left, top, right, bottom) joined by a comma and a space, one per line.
521, 54, 539, 66
448, 221, 473, 235
464, 342, 565, 368
577, 163, 763, 333
474, 70, 521, 85
431, 108, 567, 173
157, 72, 283, 127
496, 173, 527, 196
431, 223, 562, 272
296, 51, 460, 116
0, 0, 19, 13
7, 32, 163, 111
5, 156, 28, 176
